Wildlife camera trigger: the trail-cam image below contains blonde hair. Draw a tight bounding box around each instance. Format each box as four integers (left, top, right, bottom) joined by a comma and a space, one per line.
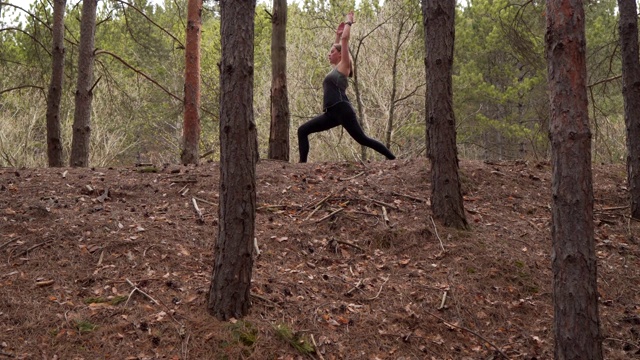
333, 44, 354, 77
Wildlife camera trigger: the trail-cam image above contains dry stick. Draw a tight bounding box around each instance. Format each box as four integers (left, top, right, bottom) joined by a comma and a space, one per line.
16, 239, 53, 258
424, 310, 510, 360
125, 278, 160, 306
305, 190, 337, 220
381, 206, 390, 226
438, 290, 448, 310
191, 198, 204, 223
1, 271, 18, 279
366, 277, 389, 301
181, 333, 190, 360
310, 334, 326, 360
250, 293, 277, 308
170, 179, 198, 184
364, 197, 401, 211
391, 191, 426, 203
193, 196, 215, 206
604, 337, 640, 349
430, 216, 446, 254
316, 208, 344, 223
0, 236, 20, 250
199, 149, 215, 159
333, 239, 365, 252
346, 279, 363, 295
339, 171, 365, 181
596, 205, 629, 212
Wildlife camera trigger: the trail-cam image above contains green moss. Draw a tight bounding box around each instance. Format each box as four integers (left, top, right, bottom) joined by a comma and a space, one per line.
75, 319, 97, 333
274, 324, 315, 355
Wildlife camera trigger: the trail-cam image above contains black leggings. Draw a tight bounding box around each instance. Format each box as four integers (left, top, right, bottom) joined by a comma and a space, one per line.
297, 102, 396, 163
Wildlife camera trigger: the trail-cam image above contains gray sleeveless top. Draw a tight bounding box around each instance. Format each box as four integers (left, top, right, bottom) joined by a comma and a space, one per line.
323, 68, 350, 110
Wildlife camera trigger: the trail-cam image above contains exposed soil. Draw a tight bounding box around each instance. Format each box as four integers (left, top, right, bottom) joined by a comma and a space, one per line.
1, 158, 639, 360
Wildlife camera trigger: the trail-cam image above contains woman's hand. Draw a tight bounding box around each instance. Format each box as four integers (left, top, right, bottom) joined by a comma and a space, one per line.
346, 11, 355, 24
336, 22, 345, 36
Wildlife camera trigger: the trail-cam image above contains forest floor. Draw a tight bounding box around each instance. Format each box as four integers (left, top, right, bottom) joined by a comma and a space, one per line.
1, 158, 639, 360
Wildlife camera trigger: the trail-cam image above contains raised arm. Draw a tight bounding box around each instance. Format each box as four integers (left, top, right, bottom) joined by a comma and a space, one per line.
336, 11, 354, 77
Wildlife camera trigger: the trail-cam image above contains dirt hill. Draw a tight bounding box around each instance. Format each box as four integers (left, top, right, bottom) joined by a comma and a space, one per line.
0, 158, 638, 359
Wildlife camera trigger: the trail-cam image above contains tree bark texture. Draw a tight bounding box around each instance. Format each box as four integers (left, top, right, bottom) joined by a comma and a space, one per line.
181, 0, 203, 165
70, 0, 97, 167
268, 0, 290, 161
422, 0, 468, 229
46, 0, 66, 167
208, 0, 257, 321
546, 0, 603, 357
618, 0, 640, 220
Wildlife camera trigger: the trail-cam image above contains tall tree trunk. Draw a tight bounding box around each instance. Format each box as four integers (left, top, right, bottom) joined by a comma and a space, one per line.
268, 0, 290, 161
422, 0, 468, 229
69, 0, 98, 167
618, 0, 640, 220
181, 0, 203, 165
546, 0, 603, 357
46, 0, 66, 167
208, 0, 257, 321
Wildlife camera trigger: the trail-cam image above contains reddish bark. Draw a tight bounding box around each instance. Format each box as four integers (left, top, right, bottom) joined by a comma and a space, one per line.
181, 0, 203, 165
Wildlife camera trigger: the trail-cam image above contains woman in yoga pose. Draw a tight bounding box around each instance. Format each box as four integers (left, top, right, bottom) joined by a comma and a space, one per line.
297, 11, 396, 163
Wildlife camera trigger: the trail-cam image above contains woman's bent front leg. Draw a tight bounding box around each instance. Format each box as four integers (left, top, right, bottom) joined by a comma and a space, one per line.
297, 112, 340, 163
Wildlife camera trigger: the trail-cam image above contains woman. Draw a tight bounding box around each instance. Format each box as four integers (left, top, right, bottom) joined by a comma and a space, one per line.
297, 11, 396, 163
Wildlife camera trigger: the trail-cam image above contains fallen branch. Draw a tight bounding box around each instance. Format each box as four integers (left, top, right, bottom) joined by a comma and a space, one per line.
171, 179, 198, 184
364, 197, 401, 211
0, 236, 20, 250
424, 310, 510, 360
346, 279, 363, 295
125, 278, 160, 306
16, 239, 53, 258
604, 337, 640, 349
253, 237, 260, 257
251, 293, 277, 308
1, 271, 18, 279
193, 196, 216, 206
305, 190, 342, 221
307, 191, 335, 210
95, 188, 109, 203
339, 171, 365, 181
430, 216, 446, 255
391, 191, 426, 203
310, 334, 326, 360
316, 208, 344, 223
191, 198, 204, 224
199, 149, 215, 159
332, 238, 365, 252
381, 206, 391, 227
257, 204, 288, 211
596, 205, 629, 212
438, 290, 448, 310
365, 276, 389, 301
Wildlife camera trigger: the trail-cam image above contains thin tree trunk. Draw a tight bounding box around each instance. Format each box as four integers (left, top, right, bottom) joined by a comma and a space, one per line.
422, 0, 468, 229
352, 63, 368, 162
386, 19, 408, 150
69, 0, 98, 167
618, 0, 640, 219
46, 0, 66, 167
181, 0, 202, 165
546, 0, 603, 357
268, 0, 290, 161
208, 0, 257, 321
